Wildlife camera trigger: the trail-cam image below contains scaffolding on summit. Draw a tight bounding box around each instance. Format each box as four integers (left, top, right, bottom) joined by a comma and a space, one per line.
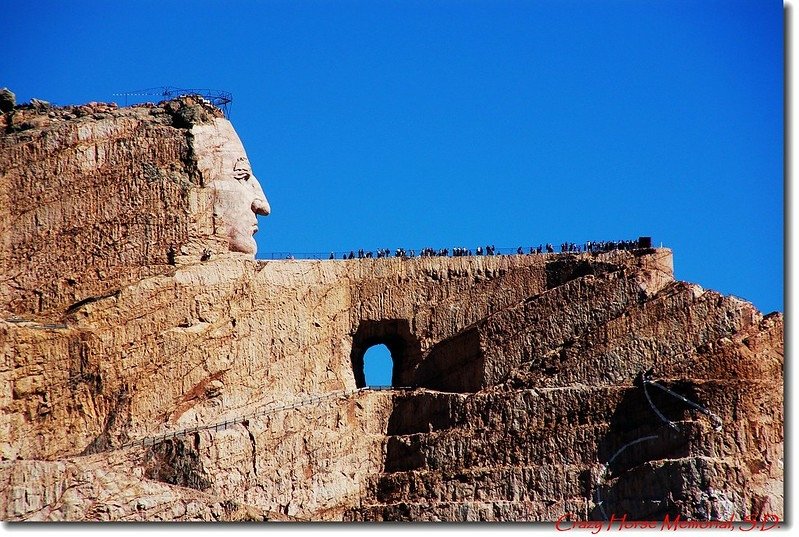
112, 86, 233, 116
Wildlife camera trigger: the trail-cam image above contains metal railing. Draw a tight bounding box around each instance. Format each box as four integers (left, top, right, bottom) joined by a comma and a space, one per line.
112, 87, 233, 116
256, 240, 653, 261
120, 385, 412, 450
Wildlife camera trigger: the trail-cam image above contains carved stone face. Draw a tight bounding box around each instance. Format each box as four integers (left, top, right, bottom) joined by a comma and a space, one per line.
193, 119, 271, 255
213, 155, 271, 254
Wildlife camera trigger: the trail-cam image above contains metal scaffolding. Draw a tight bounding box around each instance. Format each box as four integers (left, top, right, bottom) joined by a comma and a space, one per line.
112, 86, 233, 116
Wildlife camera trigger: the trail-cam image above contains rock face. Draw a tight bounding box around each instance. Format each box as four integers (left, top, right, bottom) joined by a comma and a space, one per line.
0, 89, 14, 114
0, 96, 269, 316
0, 98, 783, 522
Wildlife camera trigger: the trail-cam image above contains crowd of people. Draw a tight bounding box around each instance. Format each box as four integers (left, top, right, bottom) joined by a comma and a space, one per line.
560, 239, 643, 253
324, 238, 648, 260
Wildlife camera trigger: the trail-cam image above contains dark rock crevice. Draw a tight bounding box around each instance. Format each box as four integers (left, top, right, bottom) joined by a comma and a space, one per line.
143, 437, 211, 491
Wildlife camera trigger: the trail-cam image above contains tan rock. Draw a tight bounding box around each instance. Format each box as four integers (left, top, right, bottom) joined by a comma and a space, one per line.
0, 98, 783, 522
192, 118, 270, 255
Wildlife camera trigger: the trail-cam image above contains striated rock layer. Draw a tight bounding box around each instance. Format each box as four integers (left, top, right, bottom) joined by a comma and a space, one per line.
0, 99, 783, 522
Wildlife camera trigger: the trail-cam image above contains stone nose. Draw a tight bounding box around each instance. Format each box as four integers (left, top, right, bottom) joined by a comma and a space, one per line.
252, 197, 271, 216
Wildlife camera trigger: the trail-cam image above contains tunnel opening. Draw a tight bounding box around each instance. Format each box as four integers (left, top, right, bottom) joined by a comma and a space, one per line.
350, 319, 421, 388
362, 344, 393, 387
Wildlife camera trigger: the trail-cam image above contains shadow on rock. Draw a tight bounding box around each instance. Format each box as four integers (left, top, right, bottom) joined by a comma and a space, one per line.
591, 373, 702, 520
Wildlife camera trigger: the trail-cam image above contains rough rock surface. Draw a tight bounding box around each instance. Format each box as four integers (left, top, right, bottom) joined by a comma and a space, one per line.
0, 89, 14, 114
0, 96, 248, 316
0, 98, 783, 522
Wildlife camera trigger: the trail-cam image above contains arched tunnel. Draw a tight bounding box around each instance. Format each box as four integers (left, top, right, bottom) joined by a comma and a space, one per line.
350, 319, 422, 388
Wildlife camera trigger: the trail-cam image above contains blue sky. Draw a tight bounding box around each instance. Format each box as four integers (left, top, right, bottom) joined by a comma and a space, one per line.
2, 1, 783, 385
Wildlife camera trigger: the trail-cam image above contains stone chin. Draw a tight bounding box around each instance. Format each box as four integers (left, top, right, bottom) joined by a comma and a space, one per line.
228, 231, 258, 255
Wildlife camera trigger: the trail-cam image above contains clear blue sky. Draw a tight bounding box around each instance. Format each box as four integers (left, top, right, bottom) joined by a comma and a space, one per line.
2, 1, 783, 385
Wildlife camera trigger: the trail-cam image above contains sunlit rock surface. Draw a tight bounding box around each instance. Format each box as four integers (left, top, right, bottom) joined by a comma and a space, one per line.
0, 98, 782, 521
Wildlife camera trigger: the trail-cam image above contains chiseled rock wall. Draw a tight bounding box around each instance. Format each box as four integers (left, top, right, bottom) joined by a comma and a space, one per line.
346, 282, 782, 521
0, 100, 783, 522
0, 97, 262, 317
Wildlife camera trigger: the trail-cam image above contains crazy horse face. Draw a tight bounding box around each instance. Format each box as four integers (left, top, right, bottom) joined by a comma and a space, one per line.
192, 118, 271, 255
213, 155, 270, 254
